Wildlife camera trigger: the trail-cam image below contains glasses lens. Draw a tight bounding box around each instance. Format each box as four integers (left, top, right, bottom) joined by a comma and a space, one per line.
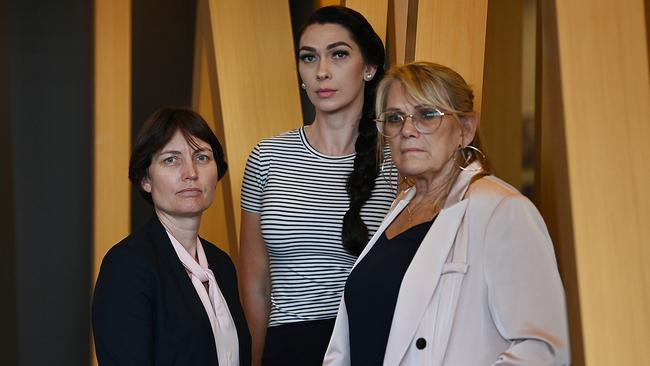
377, 112, 404, 137
413, 108, 443, 133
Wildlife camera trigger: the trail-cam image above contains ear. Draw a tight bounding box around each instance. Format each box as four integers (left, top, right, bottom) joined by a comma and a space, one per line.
460, 113, 478, 147
141, 176, 152, 193
363, 64, 378, 80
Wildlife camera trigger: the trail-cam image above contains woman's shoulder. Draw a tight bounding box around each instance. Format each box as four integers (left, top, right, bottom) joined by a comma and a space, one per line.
255, 128, 302, 147
200, 239, 233, 264
99, 220, 163, 272
466, 175, 538, 215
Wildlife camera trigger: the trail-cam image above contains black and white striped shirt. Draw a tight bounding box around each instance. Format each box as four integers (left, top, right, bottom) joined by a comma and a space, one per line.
241, 127, 397, 326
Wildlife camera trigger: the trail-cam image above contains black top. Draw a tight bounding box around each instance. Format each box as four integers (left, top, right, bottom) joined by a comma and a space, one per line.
92, 215, 251, 366
345, 218, 435, 365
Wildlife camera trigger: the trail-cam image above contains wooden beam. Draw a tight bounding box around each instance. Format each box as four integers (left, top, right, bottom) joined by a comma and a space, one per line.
92, 0, 131, 364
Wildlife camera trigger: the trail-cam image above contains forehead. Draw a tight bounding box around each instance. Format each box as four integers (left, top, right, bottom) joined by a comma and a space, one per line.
160, 129, 210, 151
386, 82, 420, 107
299, 23, 357, 48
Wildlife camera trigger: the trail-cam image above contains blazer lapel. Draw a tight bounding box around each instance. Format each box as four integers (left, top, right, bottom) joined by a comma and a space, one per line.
382, 194, 470, 365
147, 216, 217, 341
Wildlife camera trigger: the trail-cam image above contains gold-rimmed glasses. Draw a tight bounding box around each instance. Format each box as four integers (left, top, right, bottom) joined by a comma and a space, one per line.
374, 107, 446, 138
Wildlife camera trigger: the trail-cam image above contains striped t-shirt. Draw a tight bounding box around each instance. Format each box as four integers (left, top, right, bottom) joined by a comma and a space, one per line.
241, 127, 397, 326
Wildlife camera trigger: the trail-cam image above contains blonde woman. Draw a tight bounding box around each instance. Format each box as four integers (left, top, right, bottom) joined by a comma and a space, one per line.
324, 62, 570, 365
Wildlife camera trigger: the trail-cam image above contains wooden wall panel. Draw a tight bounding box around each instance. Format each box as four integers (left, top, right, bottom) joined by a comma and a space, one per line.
194, 0, 303, 257
93, 0, 131, 282
193, 0, 237, 257
537, 0, 585, 362
389, 0, 417, 66
480, 0, 523, 188
344, 0, 389, 43
547, 0, 650, 364
318, 0, 343, 7
93, 0, 131, 365
413, 0, 488, 116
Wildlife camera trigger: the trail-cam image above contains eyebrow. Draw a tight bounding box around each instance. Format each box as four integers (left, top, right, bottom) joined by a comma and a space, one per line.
298, 41, 353, 53
158, 150, 182, 156
157, 147, 212, 157
326, 41, 352, 50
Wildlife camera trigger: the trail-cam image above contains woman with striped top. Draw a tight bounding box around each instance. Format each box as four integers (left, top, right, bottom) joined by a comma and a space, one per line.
238, 6, 396, 366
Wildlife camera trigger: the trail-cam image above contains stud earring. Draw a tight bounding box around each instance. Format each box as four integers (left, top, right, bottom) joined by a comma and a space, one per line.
364, 73, 373, 81
301, 82, 306, 90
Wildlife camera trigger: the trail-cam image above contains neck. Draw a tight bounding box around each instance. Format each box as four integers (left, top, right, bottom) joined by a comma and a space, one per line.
409, 163, 459, 210
156, 209, 201, 258
306, 99, 364, 156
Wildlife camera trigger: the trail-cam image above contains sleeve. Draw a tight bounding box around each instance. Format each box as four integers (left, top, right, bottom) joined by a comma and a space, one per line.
483, 195, 571, 366
92, 246, 155, 366
323, 295, 352, 366
241, 143, 268, 213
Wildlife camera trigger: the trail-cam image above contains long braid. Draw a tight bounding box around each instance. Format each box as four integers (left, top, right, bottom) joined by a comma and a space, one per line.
341, 68, 384, 255
301, 6, 386, 256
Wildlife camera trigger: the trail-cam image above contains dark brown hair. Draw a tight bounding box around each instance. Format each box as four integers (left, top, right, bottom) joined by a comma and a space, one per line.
128, 107, 228, 204
301, 6, 386, 256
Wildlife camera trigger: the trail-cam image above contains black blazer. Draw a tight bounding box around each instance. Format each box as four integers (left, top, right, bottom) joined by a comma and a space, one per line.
92, 215, 251, 366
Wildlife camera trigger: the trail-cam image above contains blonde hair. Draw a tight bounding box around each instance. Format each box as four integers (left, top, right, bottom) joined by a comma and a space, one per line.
376, 62, 490, 206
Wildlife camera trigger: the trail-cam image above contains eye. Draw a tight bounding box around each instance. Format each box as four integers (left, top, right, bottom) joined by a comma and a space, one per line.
418, 108, 444, 120
195, 154, 212, 163
332, 50, 349, 59
299, 53, 316, 63
384, 112, 405, 124
162, 156, 178, 165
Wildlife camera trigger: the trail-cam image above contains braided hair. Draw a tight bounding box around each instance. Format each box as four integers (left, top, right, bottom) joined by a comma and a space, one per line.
300, 6, 386, 255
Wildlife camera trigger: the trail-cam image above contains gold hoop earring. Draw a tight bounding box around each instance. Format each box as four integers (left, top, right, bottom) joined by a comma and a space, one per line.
455, 145, 486, 171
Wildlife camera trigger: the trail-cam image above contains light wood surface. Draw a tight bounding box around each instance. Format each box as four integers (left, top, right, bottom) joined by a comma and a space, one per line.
480, 0, 523, 188
544, 0, 650, 364
344, 0, 389, 43
413, 0, 489, 117
195, 0, 303, 255
92, 1, 131, 365
318, 0, 342, 7
537, 0, 585, 363
92, 0, 131, 296
192, 0, 237, 258
389, 0, 417, 65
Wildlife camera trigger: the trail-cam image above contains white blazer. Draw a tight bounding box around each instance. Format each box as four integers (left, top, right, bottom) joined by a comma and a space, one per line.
324, 165, 570, 365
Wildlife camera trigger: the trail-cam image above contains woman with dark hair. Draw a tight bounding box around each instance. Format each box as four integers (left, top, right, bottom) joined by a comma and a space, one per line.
324, 62, 570, 365
92, 107, 251, 366
239, 6, 396, 366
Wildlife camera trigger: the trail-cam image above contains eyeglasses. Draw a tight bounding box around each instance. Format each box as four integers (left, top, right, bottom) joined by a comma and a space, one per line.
375, 107, 447, 138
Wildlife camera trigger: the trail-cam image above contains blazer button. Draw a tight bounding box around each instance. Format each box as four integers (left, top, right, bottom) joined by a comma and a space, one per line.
416, 338, 427, 350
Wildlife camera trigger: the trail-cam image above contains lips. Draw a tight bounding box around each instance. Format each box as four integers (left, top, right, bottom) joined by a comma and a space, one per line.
401, 148, 424, 154
316, 88, 336, 98
177, 188, 202, 197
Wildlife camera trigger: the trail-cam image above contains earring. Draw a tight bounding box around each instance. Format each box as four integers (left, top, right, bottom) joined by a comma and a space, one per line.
300, 82, 306, 90
455, 145, 486, 171
364, 73, 373, 81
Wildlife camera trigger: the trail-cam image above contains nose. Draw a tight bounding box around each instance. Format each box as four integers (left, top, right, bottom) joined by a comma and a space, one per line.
183, 161, 198, 181
400, 115, 419, 137
316, 59, 331, 80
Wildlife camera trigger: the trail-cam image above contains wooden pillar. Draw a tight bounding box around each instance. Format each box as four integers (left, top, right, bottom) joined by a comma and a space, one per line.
413, 0, 489, 116
192, 0, 302, 259
92, 0, 131, 365
344, 0, 389, 43
539, 0, 650, 364
480, 0, 523, 188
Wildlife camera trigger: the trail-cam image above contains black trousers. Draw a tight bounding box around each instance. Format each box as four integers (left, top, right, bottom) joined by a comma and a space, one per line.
262, 318, 336, 366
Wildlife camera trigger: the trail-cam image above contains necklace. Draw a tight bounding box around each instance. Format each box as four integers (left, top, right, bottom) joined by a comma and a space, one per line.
405, 199, 432, 223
